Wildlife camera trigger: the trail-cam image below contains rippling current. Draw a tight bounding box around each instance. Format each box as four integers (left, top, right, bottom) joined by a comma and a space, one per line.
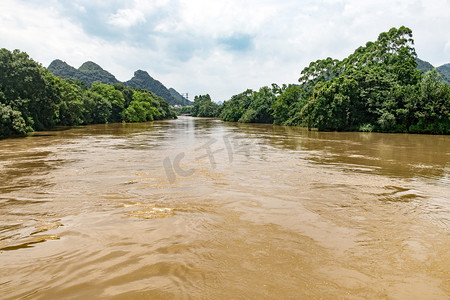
0, 117, 449, 299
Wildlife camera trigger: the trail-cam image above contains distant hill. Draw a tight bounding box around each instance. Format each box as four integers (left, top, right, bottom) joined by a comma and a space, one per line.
47, 60, 189, 106
124, 70, 180, 106
169, 88, 193, 106
77, 61, 120, 85
416, 58, 434, 73
48, 60, 119, 86
416, 58, 450, 84
437, 63, 450, 84
47, 59, 79, 78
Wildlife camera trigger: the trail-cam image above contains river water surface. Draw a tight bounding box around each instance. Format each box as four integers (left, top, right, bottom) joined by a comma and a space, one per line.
0, 116, 449, 299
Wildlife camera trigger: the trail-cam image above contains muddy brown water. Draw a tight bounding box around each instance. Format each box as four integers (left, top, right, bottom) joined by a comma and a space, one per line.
0, 116, 449, 299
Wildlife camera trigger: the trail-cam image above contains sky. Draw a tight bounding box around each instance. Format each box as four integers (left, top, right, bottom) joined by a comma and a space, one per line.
1, 0, 449, 102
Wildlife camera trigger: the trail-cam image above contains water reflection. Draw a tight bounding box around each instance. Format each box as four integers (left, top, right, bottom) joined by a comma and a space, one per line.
223, 121, 450, 182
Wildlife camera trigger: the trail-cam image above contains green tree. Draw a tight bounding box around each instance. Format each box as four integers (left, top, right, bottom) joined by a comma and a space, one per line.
220, 89, 253, 122
90, 83, 125, 122
0, 48, 177, 139
409, 70, 450, 133
81, 91, 112, 124
299, 57, 341, 90
239, 86, 276, 123
0, 49, 61, 132
272, 84, 305, 125
191, 94, 220, 117
55, 77, 84, 126
123, 90, 161, 122
298, 26, 430, 132
0, 102, 30, 136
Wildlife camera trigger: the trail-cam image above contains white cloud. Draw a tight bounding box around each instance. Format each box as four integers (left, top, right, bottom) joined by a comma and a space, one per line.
0, 0, 449, 101
107, 9, 146, 28
177, 0, 278, 38
0, 1, 91, 64
73, 3, 86, 13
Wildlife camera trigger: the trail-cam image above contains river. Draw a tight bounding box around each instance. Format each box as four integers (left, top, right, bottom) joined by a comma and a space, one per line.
0, 116, 449, 299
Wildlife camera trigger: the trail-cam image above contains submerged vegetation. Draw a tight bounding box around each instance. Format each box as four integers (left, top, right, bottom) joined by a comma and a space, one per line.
0, 48, 176, 139
200, 26, 449, 134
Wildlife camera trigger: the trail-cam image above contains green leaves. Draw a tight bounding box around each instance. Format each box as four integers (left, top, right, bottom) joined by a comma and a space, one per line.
0, 48, 60, 132
220, 89, 253, 122
220, 26, 449, 134
123, 90, 162, 122
272, 85, 305, 125
0, 48, 177, 139
90, 83, 125, 123
220, 87, 277, 124
409, 70, 450, 134
239, 86, 276, 123
191, 94, 220, 117
299, 57, 341, 89
0, 103, 30, 136
291, 26, 449, 133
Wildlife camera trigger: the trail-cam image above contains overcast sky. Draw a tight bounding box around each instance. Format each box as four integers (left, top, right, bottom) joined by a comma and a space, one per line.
1, 0, 449, 101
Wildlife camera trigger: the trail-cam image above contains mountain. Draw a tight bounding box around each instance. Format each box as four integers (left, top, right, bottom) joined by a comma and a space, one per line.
77, 61, 120, 85
437, 63, 450, 84
47, 60, 188, 106
416, 58, 434, 73
47, 59, 80, 78
416, 58, 450, 84
169, 88, 193, 106
124, 70, 180, 106
48, 60, 119, 86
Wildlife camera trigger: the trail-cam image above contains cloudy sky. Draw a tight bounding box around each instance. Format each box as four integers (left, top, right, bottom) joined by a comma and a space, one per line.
1, 0, 449, 101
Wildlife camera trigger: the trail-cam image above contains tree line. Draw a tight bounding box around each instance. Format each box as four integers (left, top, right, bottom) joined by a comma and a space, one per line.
192, 27, 449, 134
0, 49, 176, 139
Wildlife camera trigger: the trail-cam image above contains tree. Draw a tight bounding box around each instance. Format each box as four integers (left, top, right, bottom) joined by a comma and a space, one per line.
81, 91, 112, 124
299, 57, 341, 91
220, 89, 253, 122
272, 84, 305, 125
191, 94, 220, 117
409, 70, 450, 134
123, 90, 161, 122
0, 48, 61, 133
90, 83, 125, 123
0, 48, 177, 139
55, 77, 84, 126
239, 86, 276, 123
296, 26, 432, 132
0, 102, 30, 136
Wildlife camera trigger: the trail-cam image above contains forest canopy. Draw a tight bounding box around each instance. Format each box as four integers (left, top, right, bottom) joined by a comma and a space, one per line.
216, 26, 450, 134
0, 49, 176, 138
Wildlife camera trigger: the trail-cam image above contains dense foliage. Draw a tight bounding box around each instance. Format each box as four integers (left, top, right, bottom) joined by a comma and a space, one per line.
220, 89, 253, 122
191, 94, 221, 117
0, 49, 176, 139
219, 26, 449, 134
